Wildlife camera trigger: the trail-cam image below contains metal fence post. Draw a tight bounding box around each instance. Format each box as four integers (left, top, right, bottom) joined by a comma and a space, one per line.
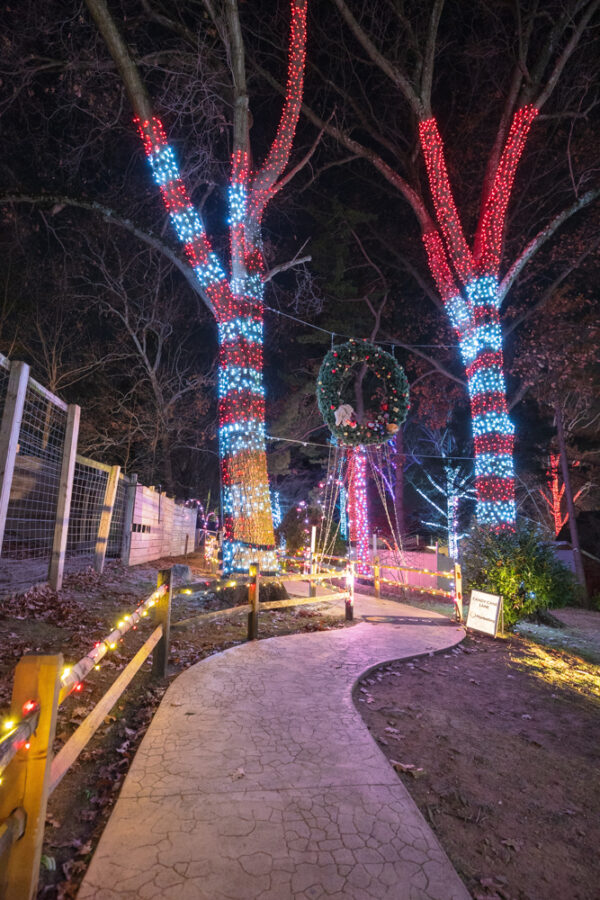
152, 569, 172, 679
94, 464, 120, 574
374, 555, 380, 599
0, 361, 30, 555
0, 654, 63, 900
247, 562, 260, 640
120, 473, 138, 566
454, 563, 463, 622
48, 404, 80, 591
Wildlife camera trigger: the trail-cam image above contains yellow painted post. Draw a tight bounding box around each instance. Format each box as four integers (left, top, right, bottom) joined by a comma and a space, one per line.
374, 555, 380, 599
152, 569, 172, 679
247, 562, 260, 640
0, 654, 62, 900
454, 563, 463, 622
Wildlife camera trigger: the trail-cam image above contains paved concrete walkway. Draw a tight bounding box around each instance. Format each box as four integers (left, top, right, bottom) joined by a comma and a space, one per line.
78, 592, 469, 900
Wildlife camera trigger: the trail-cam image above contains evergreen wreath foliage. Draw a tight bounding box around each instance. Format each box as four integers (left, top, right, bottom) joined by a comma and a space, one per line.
317, 339, 409, 446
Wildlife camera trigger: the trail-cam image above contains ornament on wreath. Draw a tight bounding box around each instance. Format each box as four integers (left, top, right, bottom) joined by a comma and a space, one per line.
317, 339, 409, 447
334, 404, 356, 428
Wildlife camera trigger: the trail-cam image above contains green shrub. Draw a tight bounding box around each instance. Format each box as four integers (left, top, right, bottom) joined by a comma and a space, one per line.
461, 521, 578, 628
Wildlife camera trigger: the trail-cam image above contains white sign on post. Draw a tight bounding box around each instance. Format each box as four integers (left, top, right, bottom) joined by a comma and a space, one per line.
466, 590, 503, 637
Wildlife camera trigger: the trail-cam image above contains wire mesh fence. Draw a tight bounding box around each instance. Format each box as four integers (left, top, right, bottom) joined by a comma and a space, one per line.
0, 376, 68, 591
107, 475, 128, 559
65, 457, 109, 567
0, 357, 195, 594
2, 381, 67, 561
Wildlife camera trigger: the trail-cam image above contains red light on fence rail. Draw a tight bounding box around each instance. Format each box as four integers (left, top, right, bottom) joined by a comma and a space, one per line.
75, 683, 83, 692
22, 700, 37, 715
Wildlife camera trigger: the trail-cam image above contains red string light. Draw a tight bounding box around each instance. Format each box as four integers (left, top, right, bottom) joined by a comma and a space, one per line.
347, 447, 370, 576
419, 106, 539, 530
475, 105, 538, 274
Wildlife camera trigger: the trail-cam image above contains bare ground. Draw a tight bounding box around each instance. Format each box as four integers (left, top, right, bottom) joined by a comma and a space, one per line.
356, 624, 600, 900
3, 562, 599, 900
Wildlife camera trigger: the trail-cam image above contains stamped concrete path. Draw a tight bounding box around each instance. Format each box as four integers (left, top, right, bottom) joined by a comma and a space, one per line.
78, 592, 469, 900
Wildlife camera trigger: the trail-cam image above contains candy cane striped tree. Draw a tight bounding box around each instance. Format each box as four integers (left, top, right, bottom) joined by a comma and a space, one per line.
86, 0, 308, 571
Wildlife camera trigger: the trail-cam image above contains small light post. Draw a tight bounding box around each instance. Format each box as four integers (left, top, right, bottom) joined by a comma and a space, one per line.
247, 562, 260, 640
345, 560, 355, 621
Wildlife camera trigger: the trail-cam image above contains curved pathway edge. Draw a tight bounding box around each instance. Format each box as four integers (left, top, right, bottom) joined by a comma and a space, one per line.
78, 593, 470, 900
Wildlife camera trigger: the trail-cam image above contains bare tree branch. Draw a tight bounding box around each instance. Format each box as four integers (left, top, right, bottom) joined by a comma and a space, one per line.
504, 230, 600, 336
532, 0, 600, 110
499, 187, 600, 302
84, 0, 154, 121
381, 333, 466, 389
0, 192, 216, 316
329, 0, 423, 117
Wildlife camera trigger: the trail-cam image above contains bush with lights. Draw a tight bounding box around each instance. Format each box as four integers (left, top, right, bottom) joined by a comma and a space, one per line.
461, 521, 577, 628
317, 340, 409, 447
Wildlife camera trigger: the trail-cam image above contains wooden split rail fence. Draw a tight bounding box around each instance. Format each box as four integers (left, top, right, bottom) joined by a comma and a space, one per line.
0, 564, 352, 898
0, 555, 459, 897
0, 569, 174, 900
281, 550, 463, 621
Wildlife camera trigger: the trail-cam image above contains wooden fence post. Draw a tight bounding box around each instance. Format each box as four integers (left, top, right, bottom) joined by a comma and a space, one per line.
0, 361, 30, 555
345, 560, 355, 621
94, 464, 120, 574
48, 404, 80, 591
152, 569, 172, 679
120, 473, 137, 566
0, 654, 62, 900
374, 555, 380, 599
454, 563, 463, 622
247, 562, 260, 640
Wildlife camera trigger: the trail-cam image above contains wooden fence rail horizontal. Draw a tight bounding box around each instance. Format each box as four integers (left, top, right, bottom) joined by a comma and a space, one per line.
0, 569, 172, 900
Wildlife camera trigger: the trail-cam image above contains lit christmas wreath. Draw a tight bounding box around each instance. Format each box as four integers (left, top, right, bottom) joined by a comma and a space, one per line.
317, 340, 409, 446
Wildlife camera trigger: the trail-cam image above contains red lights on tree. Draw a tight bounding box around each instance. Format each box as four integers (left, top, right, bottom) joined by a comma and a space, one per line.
347, 446, 370, 576
540, 453, 583, 537
418, 105, 539, 530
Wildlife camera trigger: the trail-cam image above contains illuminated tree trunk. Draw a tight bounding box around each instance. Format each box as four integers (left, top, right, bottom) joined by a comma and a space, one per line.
445, 466, 460, 561
540, 452, 584, 538
555, 402, 587, 597
89, 0, 308, 571
419, 106, 539, 530
347, 446, 370, 575
217, 297, 275, 572
541, 453, 567, 536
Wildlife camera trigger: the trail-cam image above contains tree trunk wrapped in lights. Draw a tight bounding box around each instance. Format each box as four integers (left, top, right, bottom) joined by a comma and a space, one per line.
347, 446, 370, 576
88, 0, 308, 572
418, 106, 539, 530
